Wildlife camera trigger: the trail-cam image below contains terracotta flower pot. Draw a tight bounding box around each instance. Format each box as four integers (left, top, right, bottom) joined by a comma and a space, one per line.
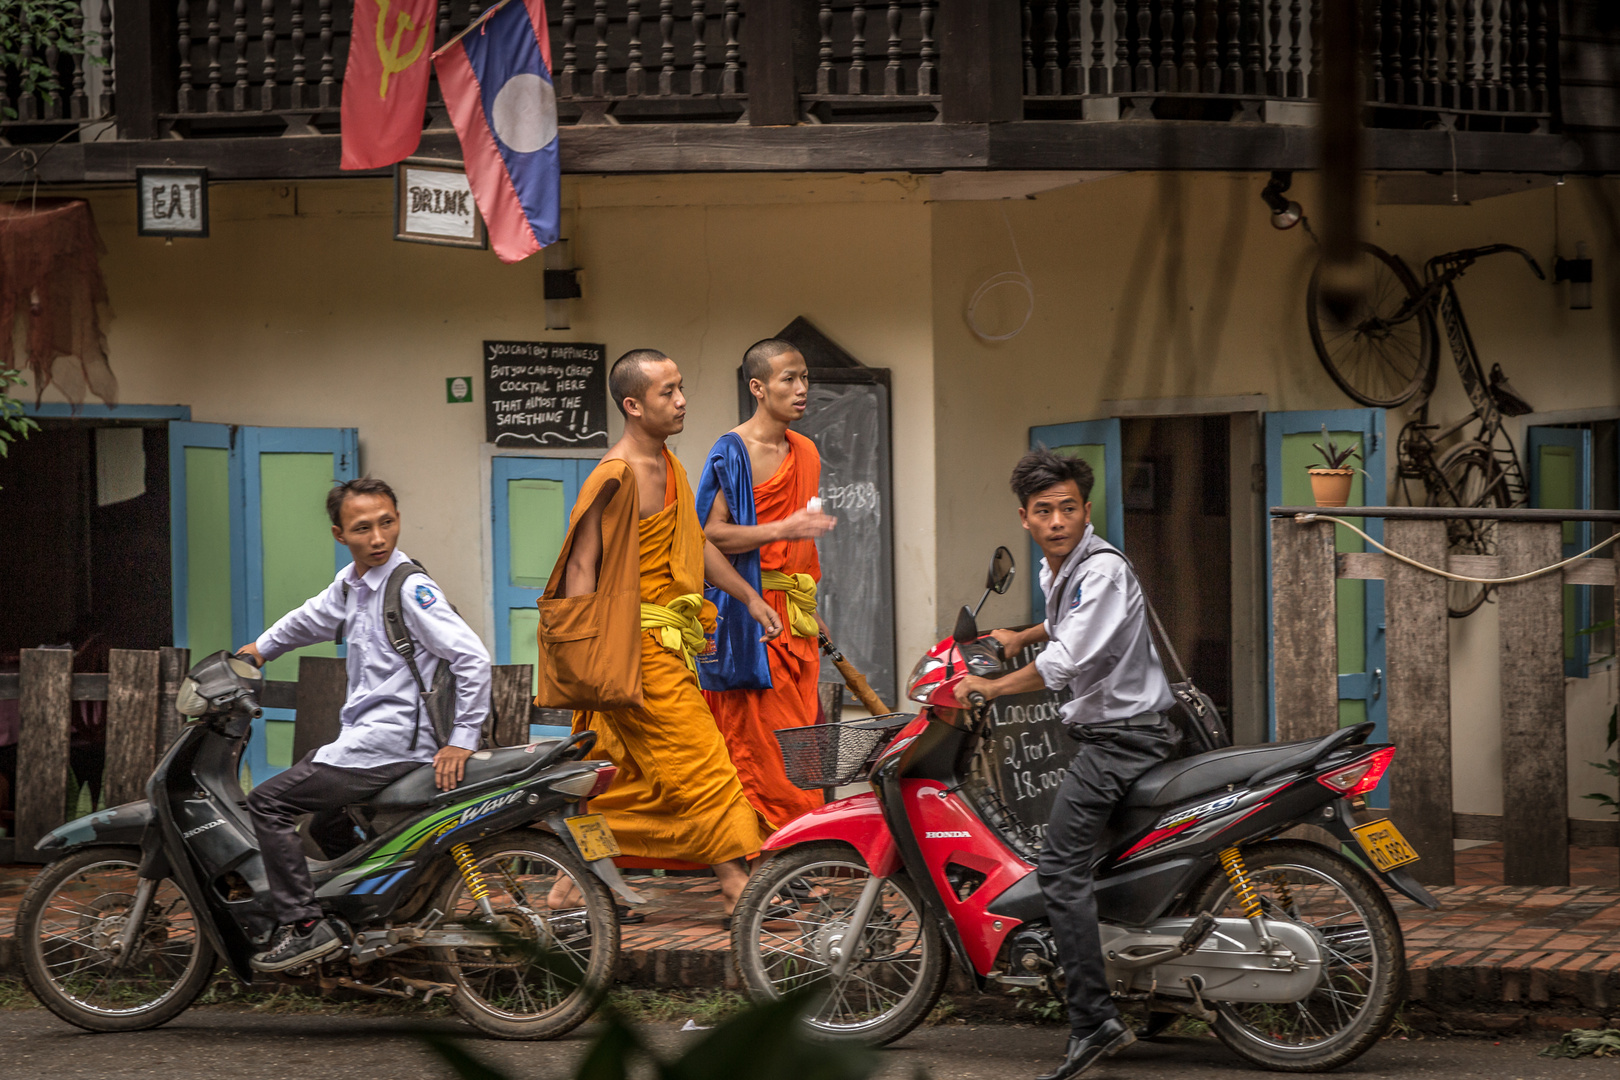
1308, 467, 1355, 508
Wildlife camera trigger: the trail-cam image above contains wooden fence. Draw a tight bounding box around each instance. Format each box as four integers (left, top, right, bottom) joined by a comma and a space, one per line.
0, 653, 551, 864
1271, 506, 1620, 888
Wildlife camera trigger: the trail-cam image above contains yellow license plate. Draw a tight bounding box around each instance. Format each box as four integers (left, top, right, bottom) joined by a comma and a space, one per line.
1351, 818, 1420, 872
564, 813, 622, 862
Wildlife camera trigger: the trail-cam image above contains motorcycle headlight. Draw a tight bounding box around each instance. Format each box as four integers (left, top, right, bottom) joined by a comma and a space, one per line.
905, 655, 945, 705
175, 677, 208, 718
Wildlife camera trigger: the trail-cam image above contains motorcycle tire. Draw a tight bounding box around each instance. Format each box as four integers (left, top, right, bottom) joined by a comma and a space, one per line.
18, 846, 217, 1032
1189, 840, 1406, 1073
731, 841, 950, 1046
430, 830, 618, 1040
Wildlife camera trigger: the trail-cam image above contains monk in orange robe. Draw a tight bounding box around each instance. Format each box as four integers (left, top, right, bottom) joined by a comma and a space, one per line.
557, 349, 780, 915
699, 340, 837, 829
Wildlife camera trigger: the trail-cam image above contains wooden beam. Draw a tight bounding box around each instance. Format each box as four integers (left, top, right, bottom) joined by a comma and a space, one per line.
1335, 551, 1614, 585
1383, 521, 1454, 885
104, 650, 162, 809
1453, 812, 1619, 847
157, 647, 191, 753
938, 0, 1023, 123
111, 0, 177, 140
743, 0, 814, 126
1497, 523, 1568, 886
290, 656, 348, 765
16, 649, 74, 861
1270, 519, 1339, 742
489, 666, 534, 747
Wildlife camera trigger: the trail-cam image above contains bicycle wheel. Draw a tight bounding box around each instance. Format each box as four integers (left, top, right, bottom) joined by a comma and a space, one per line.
1307, 243, 1437, 408
1431, 442, 1510, 618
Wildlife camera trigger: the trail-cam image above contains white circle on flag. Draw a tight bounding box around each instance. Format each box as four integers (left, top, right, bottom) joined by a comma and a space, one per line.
490, 73, 556, 154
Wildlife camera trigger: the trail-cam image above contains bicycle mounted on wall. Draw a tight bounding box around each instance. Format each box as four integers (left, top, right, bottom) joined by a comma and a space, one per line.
1303, 229, 1545, 617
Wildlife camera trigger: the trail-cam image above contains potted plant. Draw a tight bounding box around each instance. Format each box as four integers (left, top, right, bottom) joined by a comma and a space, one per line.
1307, 425, 1362, 507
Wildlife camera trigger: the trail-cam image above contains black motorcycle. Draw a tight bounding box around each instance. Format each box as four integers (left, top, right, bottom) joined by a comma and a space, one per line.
17, 650, 638, 1039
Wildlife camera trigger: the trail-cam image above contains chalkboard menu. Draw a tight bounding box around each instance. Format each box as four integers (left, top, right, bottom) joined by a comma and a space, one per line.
483, 341, 608, 448
985, 642, 1073, 847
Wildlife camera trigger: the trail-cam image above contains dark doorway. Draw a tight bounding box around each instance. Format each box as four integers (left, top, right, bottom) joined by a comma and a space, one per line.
1119, 415, 1233, 725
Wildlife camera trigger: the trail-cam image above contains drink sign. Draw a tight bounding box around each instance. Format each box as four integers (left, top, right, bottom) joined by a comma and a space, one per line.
394, 160, 487, 249
483, 341, 609, 448
984, 641, 1073, 848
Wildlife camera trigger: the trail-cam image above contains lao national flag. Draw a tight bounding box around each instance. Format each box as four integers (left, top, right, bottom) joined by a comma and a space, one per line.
433, 0, 559, 263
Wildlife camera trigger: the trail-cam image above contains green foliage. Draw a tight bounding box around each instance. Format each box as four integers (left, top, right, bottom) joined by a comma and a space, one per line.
1583, 704, 1619, 818
424, 990, 879, 1080
0, 0, 96, 121
1308, 425, 1363, 471
1, 367, 40, 490
1540, 1027, 1620, 1059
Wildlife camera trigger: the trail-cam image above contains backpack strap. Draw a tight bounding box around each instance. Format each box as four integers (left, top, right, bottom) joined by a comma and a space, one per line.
382, 559, 436, 751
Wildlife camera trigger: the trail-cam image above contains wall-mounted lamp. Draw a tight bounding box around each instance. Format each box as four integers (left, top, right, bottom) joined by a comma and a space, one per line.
1555, 241, 1593, 310
1260, 171, 1303, 230
543, 238, 582, 329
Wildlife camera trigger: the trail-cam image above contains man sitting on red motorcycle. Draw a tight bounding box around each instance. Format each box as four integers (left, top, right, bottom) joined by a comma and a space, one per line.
957, 447, 1179, 1080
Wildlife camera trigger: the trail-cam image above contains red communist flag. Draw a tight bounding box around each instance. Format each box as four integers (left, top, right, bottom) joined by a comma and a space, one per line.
341, 0, 438, 170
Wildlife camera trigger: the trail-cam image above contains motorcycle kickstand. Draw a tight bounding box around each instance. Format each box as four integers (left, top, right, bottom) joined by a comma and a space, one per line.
828, 875, 886, 982
109, 878, 158, 971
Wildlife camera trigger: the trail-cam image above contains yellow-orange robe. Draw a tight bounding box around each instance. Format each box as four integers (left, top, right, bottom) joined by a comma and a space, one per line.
572, 450, 766, 866
703, 430, 826, 829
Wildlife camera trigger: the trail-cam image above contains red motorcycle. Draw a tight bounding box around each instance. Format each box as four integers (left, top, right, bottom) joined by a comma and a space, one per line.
731, 548, 1437, 1072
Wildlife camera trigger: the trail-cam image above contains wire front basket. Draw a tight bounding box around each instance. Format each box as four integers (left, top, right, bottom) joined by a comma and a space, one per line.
774, 715, 910, 791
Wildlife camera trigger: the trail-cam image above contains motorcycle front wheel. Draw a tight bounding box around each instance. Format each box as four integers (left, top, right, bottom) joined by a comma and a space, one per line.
731, 841, 949, 1045
18, 846, 216, 1032
1190, 840, 1406, 1072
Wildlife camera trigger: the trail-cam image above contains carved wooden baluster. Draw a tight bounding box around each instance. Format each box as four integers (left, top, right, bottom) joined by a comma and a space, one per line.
289, 0, 306, 108
69, 5, 88, 118
1461, 0, 1476, 108
817, 1, 835, 93
1245, 0, 1264, 94
555, 0, 574, 96
1267, 0, 1282, 95
1404, 0, 1422, 105
850, 2, 868, 94
1089, 0, 1106, 93
1114, 0, 1130, 94
1201, 0, 1221, 93
1480, 0, 1495, 111
44, 25, 61, 120
17, 36, 37, 121
233, 0, 249, 111
625, 0, 644, 96
1425, 0, 1440, 106
592, 0, 609, 96
1510, 0, 1528, 110
1135, 0, 1154, 91
919, 0, 937, 95
1180, 0, 1200, 93
657, 0, 674, 95
722, 0, 740, 93
1022, 1, 1036, 95
887, 1, 906, 95
1159, 0, 1177, 92
0, 61, 10, 126
206, 0, 223, 111
1307, 0, 1320, 97
1443, 0, 1458, 106
317, 0, 334, 107
101, 0, 116, 114
1041, 2, 1060, 96
436, 0, 450, 43
1369, 0, 1384, 102
260, 0, 277, 110
1222, 0, 1241, 94
1061, 1, 1079, 92
1531, 0, 1547, 111
690, 0, 707, 95
1287, 0, 1302, 96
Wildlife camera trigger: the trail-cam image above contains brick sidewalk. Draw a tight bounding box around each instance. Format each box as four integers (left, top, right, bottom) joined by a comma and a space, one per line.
3, 847, 1617, 1024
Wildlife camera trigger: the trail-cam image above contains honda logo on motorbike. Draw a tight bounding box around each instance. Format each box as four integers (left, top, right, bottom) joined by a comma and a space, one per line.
924, 831, 972, 839
182, 819, 225, 839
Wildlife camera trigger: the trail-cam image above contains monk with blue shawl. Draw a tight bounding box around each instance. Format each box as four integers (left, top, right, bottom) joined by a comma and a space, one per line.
698, 340, 837, 828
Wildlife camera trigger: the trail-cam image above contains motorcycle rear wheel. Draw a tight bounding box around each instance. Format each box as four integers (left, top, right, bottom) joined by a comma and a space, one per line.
1190, 840, 1405, 1072
430, 831, 618, 1040
18, 846, 216, 1032
731, 841, 949, 1046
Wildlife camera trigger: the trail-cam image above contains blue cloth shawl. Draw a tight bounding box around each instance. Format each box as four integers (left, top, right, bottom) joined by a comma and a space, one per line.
694, 433, 773, 691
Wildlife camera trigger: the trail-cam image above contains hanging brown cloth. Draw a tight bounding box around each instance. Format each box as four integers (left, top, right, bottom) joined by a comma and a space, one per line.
0, 199, 116, 405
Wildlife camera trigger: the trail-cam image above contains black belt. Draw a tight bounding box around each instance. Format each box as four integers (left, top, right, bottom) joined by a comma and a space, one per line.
1067, 712, 1167, 738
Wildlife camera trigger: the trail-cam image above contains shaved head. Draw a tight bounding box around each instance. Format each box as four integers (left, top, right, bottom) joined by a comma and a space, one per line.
609, 348, 670, 416
742, 338, 801, 387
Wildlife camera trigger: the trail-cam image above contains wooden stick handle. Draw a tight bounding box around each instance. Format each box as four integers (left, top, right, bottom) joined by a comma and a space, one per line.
832, 656, 891, 716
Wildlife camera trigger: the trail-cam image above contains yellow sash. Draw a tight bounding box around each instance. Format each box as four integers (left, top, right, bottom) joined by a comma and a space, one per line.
640, 593, 708, 674
761, 570, 818, 638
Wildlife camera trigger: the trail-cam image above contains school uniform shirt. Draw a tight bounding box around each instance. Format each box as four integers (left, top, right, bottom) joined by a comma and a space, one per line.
255, 548, 492, 768
1034, 524, 1176, 728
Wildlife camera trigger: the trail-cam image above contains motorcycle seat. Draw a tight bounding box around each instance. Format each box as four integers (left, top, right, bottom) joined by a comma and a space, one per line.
1123, 724, 1374, 809
363, 739, 568, 811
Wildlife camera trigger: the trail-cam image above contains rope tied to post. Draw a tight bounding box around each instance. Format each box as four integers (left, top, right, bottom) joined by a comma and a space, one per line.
1292, 512, 1620, 585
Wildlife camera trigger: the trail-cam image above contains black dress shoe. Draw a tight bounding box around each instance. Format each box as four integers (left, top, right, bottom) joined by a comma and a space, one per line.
1034, 1018, 1136, 1080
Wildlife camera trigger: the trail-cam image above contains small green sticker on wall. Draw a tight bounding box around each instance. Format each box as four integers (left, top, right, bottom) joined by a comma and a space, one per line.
447, 376, 473, 403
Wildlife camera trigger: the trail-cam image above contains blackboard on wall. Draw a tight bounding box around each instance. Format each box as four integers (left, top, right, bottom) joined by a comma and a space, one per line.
483, 341, 608, 448
985, 642, 1073, 846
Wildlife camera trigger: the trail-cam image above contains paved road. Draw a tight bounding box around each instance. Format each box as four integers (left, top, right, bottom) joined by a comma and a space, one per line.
0, 1009, 1610, 1080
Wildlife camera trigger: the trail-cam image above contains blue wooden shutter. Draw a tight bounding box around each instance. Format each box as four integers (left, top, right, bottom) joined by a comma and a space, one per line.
1528, 426, 1593, 678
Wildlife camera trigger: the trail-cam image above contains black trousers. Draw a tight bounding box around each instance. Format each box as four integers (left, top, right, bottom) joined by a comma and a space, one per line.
1037, 716, 1179, 1035
246, 752, 419, 925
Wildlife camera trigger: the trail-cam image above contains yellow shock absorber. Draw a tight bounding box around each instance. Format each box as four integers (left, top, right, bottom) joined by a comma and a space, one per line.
1218, 846, 1264, 919
451, 843, 495, 916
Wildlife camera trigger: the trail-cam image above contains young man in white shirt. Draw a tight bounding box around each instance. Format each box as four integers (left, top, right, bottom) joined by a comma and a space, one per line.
957, 448, 1178, 1080
235, 477, 491, 972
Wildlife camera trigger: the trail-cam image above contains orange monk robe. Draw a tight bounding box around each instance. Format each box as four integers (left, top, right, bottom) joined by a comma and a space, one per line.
572, 451, 767, 866
703, 430, 826, 829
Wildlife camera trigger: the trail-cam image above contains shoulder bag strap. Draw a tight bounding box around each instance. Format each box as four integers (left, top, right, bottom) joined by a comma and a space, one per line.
1077, 548, 1190, 684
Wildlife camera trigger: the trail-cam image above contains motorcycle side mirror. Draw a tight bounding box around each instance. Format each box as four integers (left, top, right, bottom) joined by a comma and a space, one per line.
953, 604, 980, 644
987, 546, 1016, 595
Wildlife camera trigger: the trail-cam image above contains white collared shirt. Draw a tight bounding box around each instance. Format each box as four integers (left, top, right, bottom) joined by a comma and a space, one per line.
255, 548, 492, 768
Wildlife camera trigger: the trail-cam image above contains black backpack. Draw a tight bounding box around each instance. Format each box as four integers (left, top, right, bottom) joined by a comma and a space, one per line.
338, 559, 460, 751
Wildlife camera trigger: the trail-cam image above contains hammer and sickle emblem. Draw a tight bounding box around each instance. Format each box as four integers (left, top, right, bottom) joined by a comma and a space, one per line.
376, 0, 429, 98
